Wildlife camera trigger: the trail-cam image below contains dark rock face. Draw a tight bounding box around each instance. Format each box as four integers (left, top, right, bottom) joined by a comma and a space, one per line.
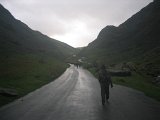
153, 76, 160, 85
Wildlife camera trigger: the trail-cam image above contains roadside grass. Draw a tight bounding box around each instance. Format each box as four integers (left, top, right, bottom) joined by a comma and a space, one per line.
112, 72, 160, 101
88, 67, 160, 102
0, 54, 69, 107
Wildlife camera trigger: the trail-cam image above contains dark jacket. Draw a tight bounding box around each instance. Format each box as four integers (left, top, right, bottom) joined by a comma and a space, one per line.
98, 69, 113, 87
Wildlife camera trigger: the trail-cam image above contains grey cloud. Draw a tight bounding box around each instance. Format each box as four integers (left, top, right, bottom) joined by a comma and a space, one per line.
0, 0, 153, 47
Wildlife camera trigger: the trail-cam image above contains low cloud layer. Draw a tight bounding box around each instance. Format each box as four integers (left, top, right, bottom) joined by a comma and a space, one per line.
0, 0, 153, 47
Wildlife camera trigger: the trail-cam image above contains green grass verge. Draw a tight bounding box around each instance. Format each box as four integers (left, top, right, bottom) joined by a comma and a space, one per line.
112, 72, 160, 101
88, 67, 160, 101
0, 54, 69, 107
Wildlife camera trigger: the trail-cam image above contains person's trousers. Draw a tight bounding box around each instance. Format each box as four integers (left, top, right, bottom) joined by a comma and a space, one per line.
101, 85, 109, 104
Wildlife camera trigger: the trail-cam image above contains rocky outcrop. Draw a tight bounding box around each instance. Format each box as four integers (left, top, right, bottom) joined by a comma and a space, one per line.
153, 76, 160, 85
108, 69, 132, 77
0, 88, 18, 97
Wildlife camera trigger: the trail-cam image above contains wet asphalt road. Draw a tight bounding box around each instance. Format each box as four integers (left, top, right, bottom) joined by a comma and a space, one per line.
0, 65, 160, 120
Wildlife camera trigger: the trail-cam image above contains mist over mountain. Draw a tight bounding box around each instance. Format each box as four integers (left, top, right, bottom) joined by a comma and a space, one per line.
81, 0, 160, 76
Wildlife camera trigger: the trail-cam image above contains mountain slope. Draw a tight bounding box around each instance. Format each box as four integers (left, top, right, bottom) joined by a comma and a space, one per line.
0, 4, 75, 106
0, 4, 75, 58
81, 0, 160, 76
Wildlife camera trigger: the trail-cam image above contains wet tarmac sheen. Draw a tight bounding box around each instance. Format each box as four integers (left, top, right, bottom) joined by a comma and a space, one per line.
0, 65, 160, 120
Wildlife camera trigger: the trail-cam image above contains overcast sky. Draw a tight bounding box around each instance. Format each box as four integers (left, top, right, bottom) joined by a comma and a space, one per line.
0, 0, 153, 47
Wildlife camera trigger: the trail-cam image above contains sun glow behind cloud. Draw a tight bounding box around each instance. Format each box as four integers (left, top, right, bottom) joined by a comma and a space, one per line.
51, 20, 93, 47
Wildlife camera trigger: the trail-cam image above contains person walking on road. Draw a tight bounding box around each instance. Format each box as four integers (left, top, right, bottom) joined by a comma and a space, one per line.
98, 65, 113, 105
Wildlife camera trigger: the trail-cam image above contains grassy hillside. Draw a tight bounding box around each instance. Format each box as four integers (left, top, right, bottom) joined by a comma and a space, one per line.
0, 54, 69, 106
80, 1, 160, 76
0, 4, 76, 60
0, 4, 75, 107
